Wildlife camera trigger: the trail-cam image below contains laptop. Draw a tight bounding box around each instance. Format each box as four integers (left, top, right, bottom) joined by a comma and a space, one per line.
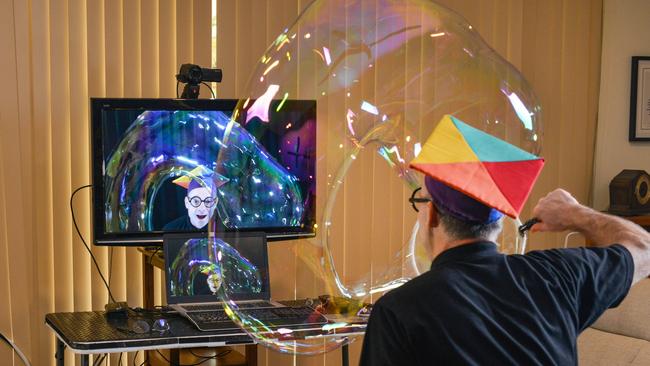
164, 232, 328, 331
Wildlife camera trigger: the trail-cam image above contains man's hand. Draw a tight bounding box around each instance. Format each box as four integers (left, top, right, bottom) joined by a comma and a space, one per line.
532, 188, 650, 284
531, 189, 585, 233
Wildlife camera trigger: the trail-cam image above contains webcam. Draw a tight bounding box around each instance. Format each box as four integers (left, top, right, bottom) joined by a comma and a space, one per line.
176, 64, 223, 99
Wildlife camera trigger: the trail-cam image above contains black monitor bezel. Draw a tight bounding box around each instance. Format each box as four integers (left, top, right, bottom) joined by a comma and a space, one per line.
90, 97, 316, 246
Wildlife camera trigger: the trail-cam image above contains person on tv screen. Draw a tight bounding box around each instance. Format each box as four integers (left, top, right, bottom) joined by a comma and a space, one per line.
163, 166, 229, 231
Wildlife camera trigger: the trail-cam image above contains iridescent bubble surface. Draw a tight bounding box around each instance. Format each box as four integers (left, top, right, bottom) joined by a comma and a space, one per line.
211, 0, 542, 355
169, 237, 262, 297
103, 110, 305, 232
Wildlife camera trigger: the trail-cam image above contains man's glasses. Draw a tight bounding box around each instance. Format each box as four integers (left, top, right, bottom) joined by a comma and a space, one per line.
188, 196, 217, 208
409, 187, 431, 212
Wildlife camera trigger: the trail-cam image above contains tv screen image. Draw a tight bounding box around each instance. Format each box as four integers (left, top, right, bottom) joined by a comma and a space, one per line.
91, 98, 316, 245
165, 234, 269, 300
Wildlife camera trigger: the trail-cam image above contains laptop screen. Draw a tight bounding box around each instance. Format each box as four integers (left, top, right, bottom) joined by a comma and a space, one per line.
164, 232, 270, 304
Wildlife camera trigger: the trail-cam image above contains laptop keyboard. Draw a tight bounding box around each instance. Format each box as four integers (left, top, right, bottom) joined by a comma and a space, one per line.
187, 306, 326, 327
182, 301, 275, 312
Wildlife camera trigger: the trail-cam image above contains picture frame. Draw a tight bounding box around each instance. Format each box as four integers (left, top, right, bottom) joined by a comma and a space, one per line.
629, 56, 650, 141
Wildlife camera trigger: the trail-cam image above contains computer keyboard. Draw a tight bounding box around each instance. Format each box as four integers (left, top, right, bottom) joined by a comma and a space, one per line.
189, 311, 231, 323
187, 306, 327, 330
182, 301, 275, 312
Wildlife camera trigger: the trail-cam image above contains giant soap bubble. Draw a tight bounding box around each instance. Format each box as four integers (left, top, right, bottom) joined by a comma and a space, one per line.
209, 0, 542, 355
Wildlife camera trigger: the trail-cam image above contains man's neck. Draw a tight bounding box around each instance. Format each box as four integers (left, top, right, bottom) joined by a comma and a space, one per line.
431, 237, 491, 259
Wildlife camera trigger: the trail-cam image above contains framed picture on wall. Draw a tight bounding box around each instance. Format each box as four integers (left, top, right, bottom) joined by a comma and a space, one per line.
629, 56, 650, 141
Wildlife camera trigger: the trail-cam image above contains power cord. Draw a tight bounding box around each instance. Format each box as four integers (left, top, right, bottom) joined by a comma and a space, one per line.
0, 332, 31, 366
189, 348, 231, 361
563, 231, 581, 248
155, 349, 229, 366
201, 82, 216, 99
71, 185, 116, 303
148, 246, 161, 266
92, 353, 107, 366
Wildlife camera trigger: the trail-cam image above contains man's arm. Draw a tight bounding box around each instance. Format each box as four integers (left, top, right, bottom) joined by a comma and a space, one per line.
532, 189, 650, 284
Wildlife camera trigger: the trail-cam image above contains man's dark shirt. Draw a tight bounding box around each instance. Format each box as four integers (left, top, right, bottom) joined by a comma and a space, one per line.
162, 216, 197, 231
162, 215, 226, 232
359, 241, 634, 365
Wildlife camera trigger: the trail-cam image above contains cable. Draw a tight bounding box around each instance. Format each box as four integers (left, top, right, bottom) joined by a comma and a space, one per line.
154, 349, 218, 366
189, 349, 210, 359
563, 231, 581, 248
71, 185, 116, 303
201, 82, 216, 99
189, 348, 231, 360
176, 80, 180, 98
148, 246, 161, 266
118, 352, 123, 366
0, 332, 31, 366
133, 350, 139, 366
93, 353, 107, 366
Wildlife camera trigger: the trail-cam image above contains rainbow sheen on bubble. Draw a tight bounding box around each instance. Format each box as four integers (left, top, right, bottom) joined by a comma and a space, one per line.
103, 110, 305, 232
214, 119, 304, 229
210, 0, 542, 355
169, 237, 262, 297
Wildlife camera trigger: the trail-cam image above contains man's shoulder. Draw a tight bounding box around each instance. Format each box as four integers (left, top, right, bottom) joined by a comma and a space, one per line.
511, 244, 633, 288
519, 243, 631, 263
376, 271, 443, 309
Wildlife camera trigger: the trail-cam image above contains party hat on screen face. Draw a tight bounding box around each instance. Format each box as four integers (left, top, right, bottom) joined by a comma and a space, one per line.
409, 115, 544, 218
172, 165, 229, 191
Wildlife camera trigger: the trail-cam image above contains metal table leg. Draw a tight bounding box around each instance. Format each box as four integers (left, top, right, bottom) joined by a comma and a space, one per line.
55, 338, 65, 366
80, 354, 90, 366
342, 344, 349, 366
170, 349, 180, 364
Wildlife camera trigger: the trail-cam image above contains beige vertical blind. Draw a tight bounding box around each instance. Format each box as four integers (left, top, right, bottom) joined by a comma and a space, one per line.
0, 0, 211, 364
216, 0, 604, 365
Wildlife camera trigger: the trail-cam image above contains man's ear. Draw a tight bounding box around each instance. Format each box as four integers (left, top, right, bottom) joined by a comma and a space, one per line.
184, 196, 190, 210
428, 202, 440, 228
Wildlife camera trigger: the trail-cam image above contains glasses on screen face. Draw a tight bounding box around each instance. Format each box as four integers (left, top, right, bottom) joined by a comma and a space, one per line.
188, 196, 217, 208
408, 187, 431, 213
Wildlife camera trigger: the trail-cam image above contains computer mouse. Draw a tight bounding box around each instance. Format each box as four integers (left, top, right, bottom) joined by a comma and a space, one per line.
152, 318, 170, 333
128, 319, 151, 334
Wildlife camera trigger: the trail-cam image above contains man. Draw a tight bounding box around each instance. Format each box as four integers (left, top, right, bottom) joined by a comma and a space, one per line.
359, 117, 650, 365
163, 166, 229, 231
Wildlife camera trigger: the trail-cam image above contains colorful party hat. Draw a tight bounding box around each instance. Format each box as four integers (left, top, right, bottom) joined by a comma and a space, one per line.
172, 165, 229, 191
409, 115, 544, 218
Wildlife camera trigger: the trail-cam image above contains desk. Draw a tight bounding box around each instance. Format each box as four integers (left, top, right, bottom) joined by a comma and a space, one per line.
46, 311, 254, 366
46, 247, 366, 365
46, 309, 364, 366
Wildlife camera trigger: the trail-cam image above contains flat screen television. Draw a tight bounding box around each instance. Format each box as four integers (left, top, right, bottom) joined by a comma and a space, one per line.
91, 98, 316, 245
